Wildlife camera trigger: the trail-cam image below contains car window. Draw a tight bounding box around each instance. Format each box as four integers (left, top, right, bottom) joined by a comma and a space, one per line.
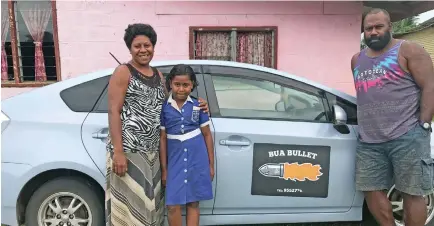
94, 66, 199, 113
326, 94, 358, 125
210, 74, 328, 122
60, 75, 110, 112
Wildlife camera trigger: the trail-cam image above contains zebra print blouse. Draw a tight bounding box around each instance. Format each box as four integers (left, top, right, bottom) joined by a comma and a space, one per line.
107, 63, 166, 153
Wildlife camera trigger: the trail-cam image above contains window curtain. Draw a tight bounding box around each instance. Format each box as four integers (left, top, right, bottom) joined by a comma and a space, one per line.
194, 32, 231, 61
1, 11, 9, 81
20, 3, 51, 82
236, 32, 273, 68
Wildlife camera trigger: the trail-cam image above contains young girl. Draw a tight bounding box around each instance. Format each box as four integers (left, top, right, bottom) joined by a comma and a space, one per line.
159, 64, 215, 226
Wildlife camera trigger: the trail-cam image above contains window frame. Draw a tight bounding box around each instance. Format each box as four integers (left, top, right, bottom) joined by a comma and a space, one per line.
92, 65, 208, 114
203, 65, 333, 123
2, 0, 61, 88
189, 26, 278, 69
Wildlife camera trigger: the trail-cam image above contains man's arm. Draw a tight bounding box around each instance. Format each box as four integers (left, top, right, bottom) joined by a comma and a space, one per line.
351, 52, 360, 71
402, 42, 434, 122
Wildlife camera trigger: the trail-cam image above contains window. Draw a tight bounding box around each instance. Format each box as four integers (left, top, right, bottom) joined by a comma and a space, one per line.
93, 66, 201, 113
210, 75, 328, 122
189, 27, 277, 68
1, 1, 60, 87
60, 75, 111, 113
326, 93, 358, 125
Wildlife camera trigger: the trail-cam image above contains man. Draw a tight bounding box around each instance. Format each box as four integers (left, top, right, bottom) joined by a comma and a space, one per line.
351, 8, 434, 226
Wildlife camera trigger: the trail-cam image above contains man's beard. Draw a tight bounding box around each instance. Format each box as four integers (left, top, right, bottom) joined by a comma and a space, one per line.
364, 31, 392, 51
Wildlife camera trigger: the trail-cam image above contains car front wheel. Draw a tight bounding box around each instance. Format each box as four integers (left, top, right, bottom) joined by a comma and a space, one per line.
25, 177, 104, 226
388, 184, 434, 226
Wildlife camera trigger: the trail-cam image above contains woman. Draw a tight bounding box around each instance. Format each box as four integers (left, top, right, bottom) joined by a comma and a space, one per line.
105, 23, 208, 226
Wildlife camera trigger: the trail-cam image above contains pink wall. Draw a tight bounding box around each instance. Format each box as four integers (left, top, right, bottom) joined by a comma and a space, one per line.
1, 1, 362, 100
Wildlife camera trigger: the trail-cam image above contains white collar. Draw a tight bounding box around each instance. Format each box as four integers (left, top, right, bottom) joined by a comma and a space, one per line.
167, 92, 193, 112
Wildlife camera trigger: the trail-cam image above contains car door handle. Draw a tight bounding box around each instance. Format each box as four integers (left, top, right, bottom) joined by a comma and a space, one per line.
219, 139, 250, 146
92, 128, 109, 139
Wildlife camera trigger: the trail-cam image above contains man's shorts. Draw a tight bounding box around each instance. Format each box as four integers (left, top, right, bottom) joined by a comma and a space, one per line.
355, 125, 433, 196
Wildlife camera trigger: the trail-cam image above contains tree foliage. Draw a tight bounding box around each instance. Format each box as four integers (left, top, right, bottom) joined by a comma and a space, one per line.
392, 16, 418, 34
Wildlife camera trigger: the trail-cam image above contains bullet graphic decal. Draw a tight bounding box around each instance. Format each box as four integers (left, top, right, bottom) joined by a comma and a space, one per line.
251, 143, 330, 197
258, 162, 323, 182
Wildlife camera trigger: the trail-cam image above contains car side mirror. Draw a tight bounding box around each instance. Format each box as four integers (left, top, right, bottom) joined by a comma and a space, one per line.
333, 104, 347, 125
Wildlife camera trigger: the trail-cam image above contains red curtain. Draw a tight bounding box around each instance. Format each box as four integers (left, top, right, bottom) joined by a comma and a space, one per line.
194, 32, 231, 61
1, 11, 9, 81
236, 31, 273, 68
20, 4, 51, 82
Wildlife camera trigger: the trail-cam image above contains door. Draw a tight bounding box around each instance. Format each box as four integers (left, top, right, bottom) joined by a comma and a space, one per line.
203, 65, 358, 215
80, 65, 216, 215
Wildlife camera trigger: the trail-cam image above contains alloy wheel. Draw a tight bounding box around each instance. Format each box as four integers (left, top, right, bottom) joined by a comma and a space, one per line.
37, 191, 92, 226
387, 185, 434, 226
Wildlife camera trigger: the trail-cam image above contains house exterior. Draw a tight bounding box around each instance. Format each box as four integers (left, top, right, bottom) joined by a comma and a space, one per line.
393, 17, 434, 66
1, 1, 366, 100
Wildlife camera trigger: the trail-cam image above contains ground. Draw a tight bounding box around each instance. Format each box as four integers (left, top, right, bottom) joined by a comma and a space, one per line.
3, 223, 371, 226
211, 223, 373, 226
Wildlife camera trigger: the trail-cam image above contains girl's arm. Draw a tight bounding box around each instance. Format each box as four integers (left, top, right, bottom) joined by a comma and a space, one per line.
159, 107, 168, 186
198, 106, 214, 177
160, 129, 168, 174
200, 125, 214, 170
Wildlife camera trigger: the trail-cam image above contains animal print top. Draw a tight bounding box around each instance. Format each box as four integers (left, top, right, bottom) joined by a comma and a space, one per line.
106, 63, 166, 153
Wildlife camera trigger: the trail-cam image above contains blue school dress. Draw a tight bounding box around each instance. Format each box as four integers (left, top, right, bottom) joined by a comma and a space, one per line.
160, 94, 213, 205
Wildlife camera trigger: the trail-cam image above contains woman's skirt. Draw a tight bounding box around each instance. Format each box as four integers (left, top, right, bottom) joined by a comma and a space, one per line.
106, 150, 165, 226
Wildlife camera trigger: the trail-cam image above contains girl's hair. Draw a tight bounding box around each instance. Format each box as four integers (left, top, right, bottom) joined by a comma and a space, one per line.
166, 64, 198, 92
123, 23, 157, 49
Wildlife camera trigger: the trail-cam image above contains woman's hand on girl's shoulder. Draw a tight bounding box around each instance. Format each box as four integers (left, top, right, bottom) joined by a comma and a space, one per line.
198, 97, 209, 114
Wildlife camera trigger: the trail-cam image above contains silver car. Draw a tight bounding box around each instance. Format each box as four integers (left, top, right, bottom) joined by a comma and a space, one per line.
2, 60, 433, 226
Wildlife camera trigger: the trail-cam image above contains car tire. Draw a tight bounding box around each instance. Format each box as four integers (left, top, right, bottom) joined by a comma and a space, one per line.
25, 177, 104, 226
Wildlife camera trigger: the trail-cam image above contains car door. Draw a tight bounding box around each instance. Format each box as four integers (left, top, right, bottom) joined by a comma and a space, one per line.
203, 65, 358, 215
80, 64, 216, 215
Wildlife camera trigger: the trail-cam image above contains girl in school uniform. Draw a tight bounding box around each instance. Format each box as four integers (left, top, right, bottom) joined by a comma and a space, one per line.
159, 64, 215, 226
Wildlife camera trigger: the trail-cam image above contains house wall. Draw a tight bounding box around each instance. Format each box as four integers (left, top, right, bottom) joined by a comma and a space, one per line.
398, 27, 434, 66
1, 1, 363, 100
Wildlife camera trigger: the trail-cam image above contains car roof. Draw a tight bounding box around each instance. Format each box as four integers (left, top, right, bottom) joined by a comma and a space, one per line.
2, 60, 356, 104
163, 60, 356, 103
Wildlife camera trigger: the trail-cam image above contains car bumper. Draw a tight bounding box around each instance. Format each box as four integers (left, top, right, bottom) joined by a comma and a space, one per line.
1, 162, 32, 226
